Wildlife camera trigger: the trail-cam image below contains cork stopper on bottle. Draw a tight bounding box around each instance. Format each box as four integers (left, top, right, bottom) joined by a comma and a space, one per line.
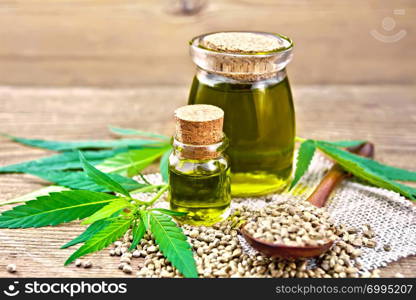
175, 104, 224, 145
190, 31, 293, 81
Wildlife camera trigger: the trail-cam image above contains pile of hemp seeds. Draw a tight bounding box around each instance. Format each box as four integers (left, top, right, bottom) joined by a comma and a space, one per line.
108, 195, 382, 278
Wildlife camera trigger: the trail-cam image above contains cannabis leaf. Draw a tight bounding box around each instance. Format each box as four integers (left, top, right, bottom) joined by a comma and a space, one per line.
149, 212, 198, 278
65, 217, 132, 265
0, 148, 129, 173
364, 163, 416, 182
28, 170, 145, 193
129, 217, 146, 251
290, 139, 416, 200
289, 139, 370, 190
140, 210, 150, 230
150, 208, 187, 217
0, 186, 69, 208
80, 152, 131, 197
97, 147, 169, 176
317, 143, 416, 200
1, 133, 163, 151
0, 128, 199, 277
318, 140, 366, 148
318, 146, 416, 182
109, 126, 170, 141
295, 137, 366, 148
61, 217, 116, 249
159, 148, 171, 183
0, 191, 117, 228
289, 139, 316, 190
82, 199, 131, 225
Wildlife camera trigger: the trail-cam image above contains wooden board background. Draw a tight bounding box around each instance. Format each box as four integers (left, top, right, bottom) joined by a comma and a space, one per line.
0, 85, 415, 277
0, 0, 415, 278
0, 0, 415, 87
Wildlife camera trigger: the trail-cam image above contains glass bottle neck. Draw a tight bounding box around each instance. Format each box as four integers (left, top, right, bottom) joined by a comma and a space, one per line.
196, 67, 287, 87
172, 136, 228, 160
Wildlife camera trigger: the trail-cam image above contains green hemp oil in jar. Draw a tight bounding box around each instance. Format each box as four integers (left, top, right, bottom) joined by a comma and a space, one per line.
188, 31, 295, 197
168, 104, 231, 225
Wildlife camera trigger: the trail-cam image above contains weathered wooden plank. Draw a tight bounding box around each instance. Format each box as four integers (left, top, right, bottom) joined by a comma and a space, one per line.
0, 0, 415, 86
0, 85, 415, 277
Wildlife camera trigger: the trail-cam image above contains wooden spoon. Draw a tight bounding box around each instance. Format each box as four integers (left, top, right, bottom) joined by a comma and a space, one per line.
240, 142, 374, 259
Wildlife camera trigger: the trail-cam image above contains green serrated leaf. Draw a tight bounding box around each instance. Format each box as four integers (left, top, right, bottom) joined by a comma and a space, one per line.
289, 140, 316, 190
0, 148, 130, 174
28, 171, 146, 193
82, 198, 132, 225
97, 147, 168, 176
318, 140, 366, 148
61, 217, 116, 249
0, 191, 117, 228
160, 148, 171, 183
109, 126, 169, 141
151, 208, 187, 217
149, 212, 198, 278
1, 133, 164, 151
319, 149, 416, 182
129, 218, 146, 251
315, 140, 416, 181
80, 152, 131, 197
65, 217, 132, 265
0, 185, 69, 207
366, 163, 416, 182
317, 143, 416, 200
140, 211, 150, 230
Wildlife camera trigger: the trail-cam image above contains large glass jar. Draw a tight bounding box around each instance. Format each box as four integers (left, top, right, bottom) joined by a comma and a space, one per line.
188, 31, 295, 197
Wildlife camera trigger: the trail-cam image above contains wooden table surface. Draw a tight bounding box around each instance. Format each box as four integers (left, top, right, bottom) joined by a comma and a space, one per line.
0, 84, 415, 277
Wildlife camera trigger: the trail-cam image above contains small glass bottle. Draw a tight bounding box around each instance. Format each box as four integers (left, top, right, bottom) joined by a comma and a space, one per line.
168, 104, 231, 226
188, 31, 296, 197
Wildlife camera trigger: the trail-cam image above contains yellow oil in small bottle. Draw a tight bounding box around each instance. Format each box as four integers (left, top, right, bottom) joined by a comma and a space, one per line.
168, 105, 231, 226
169, 158, 231, 225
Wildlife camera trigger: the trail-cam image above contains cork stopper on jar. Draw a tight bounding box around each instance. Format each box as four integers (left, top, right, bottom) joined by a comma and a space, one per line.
190, 31, 293, 81
201, 32, 283, 54
175, 104, 224, 145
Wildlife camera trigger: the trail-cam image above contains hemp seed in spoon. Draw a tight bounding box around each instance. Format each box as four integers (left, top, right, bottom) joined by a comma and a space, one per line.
244, 200, 339, 247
